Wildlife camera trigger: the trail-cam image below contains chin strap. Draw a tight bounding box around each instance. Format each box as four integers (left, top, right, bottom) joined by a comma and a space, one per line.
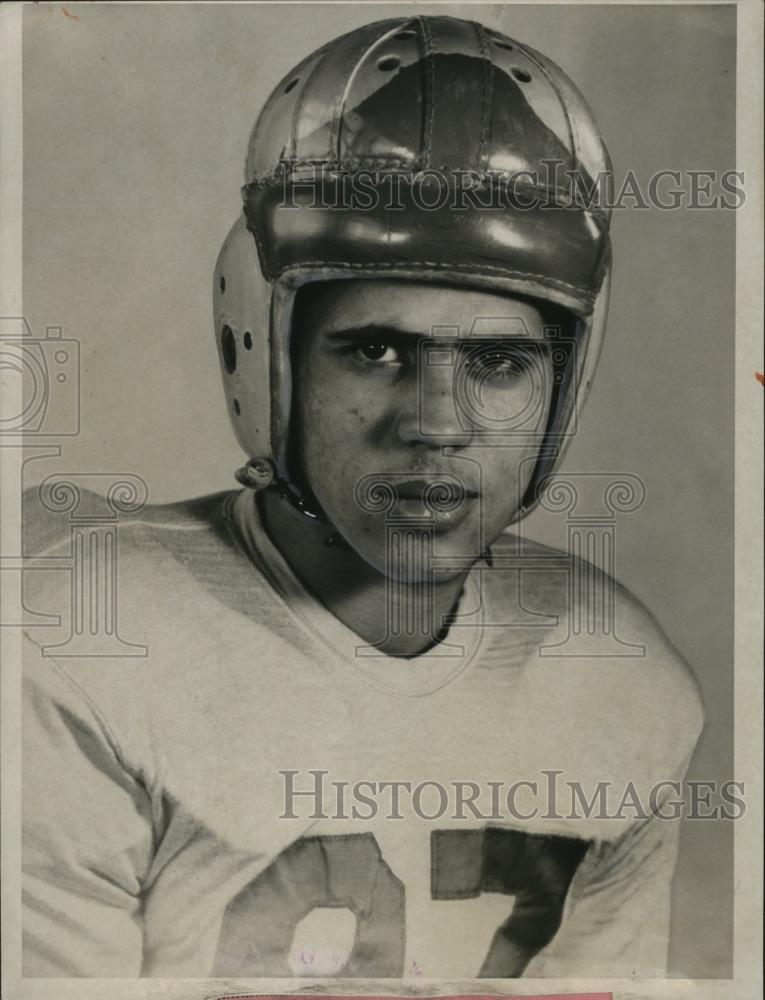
236, 460, 496, 564
236, 458, 328, 525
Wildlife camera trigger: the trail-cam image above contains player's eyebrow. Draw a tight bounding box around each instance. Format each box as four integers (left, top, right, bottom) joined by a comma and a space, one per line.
322, 324, 553, 349
323, 324, 425, 342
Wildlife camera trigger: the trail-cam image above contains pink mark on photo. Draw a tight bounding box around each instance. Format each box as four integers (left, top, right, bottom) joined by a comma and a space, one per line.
216, 993, 614, 1000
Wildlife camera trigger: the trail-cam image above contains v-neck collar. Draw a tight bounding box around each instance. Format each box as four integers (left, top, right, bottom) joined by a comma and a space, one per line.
224, 490, 485, 698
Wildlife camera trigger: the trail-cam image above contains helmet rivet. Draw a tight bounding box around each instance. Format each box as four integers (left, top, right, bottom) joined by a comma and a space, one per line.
377, 56, 401, 72
512, 67, 532, 83
493, 39, 514, 51
284, 78, 299, 94
233, 398, 241, 415
243, 331, 253, 350
219, 275, 226, 294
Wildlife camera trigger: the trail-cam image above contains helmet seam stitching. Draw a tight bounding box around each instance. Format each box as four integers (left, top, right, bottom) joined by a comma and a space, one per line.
473, 21, 493, 171
520, 46, 578, 164
416, 16, 435, 168
269, 260, 597, 299
290, 47, 331, 163
333, 31, 392, 162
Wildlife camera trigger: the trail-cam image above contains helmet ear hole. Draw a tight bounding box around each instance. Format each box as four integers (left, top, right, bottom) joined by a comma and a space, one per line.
221, 325, 237, 374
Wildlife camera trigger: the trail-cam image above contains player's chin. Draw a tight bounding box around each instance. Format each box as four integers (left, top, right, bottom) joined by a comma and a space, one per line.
397, 532, 488, 583
344, 509, 489, 581
348, 536, 463, 583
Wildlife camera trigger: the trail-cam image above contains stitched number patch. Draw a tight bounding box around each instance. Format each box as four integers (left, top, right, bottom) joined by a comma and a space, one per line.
212, 829, 588, 977
432, 827, 590, 976
213, 833, 405, 977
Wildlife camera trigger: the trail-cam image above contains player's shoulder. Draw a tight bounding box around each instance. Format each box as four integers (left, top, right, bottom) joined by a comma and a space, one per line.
19, 482, 315, 739
22, 483, 235, 555
21, 484, 248, 636
491, 529, 705, 753
606, 573, 704, 734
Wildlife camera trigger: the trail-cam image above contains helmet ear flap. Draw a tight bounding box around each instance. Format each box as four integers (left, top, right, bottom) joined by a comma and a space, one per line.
215, 234, 329, 521
213, 216, 274, 476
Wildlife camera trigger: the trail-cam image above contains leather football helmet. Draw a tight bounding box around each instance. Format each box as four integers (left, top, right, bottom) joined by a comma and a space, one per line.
213, 15, 612, 521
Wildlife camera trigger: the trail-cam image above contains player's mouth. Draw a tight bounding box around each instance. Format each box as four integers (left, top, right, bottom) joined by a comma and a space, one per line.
394, 478, 478, 501
392, 478, 479, 529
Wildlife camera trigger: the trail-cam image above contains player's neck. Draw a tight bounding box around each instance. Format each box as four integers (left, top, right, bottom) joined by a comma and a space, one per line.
258, 491, 469, 658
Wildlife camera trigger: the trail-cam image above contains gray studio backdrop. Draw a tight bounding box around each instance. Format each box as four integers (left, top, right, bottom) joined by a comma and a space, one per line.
21, 2, 735, 978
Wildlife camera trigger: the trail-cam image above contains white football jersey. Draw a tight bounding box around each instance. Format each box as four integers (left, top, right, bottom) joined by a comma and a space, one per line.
21, 487, 703, 979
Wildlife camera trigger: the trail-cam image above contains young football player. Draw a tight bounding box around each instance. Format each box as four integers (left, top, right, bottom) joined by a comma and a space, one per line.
22, 15, 703, 980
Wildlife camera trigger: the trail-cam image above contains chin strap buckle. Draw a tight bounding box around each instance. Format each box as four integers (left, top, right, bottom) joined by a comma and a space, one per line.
235, 458, 275, 491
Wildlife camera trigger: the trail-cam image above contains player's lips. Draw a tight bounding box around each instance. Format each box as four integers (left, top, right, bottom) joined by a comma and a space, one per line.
391, 478, 479, 531
393, 478, 479, 502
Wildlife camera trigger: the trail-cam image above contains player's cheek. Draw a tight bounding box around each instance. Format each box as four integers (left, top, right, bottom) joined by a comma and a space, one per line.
303, 382, 360, 457
482, 458, 524, 524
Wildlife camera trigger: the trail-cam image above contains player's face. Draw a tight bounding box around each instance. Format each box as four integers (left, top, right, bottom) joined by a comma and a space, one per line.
291, 280, 555, 579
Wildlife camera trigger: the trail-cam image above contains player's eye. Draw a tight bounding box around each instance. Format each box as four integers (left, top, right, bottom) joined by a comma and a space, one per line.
463, 344, 536, 383
357, 342, 401, 364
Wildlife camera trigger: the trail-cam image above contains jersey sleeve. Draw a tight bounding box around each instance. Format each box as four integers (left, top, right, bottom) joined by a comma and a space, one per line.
524, 650, 704, 978
22, 636, 154, 977
524, 806, 685, 977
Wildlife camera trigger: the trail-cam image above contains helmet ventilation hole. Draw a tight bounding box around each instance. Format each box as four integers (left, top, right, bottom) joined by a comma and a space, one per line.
493, 39, 514, 51
221, 325, 237, 374
233, 399, 241, 415
394, 30, 415, 39
243, 331, 253, 350
219, 275, 226, 294
377, 56, 401, 72
284, 78, 299, 94
511, 67, 532, 83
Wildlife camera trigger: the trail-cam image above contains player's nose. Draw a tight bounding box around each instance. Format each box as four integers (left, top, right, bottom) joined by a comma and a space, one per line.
395, 361, 472, 449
